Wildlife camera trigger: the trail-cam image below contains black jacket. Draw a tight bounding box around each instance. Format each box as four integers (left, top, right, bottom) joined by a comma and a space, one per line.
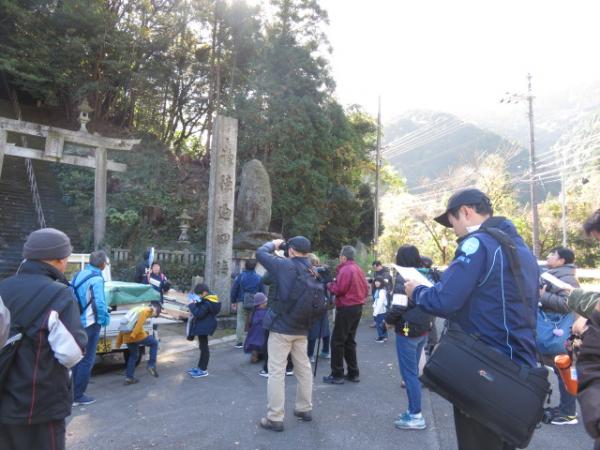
0, 260, 87, 425
385, 272, 433, 337
256, 242, 311, 335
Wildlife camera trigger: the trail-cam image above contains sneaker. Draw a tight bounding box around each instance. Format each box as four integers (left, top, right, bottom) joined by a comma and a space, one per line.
394, 413, 426, 430
397, 411, 411, 421
147, 366, 159, 378
319, 352, 331, 359
258, 369, 269, 378
375, 337, 387, 343
234, 342, 243, 349
190, 369, 209, 378
72, 394, 96, 406
285, 370, 294, 376
345, 374, 360, 383
309, 355, 316, 363
124, 377, 139, 385
293, 409, 313, 422
187, 367, 199, 375
323, 375, 345, 385
259, 417, 284, 432
551, 414, 578, 425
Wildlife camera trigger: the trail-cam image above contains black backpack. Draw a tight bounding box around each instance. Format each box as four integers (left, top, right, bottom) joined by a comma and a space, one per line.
278, 263, 328, 330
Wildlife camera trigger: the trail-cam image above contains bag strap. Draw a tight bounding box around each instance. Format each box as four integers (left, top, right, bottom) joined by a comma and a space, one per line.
477, 222, 545, 364
72, 272, 101, 314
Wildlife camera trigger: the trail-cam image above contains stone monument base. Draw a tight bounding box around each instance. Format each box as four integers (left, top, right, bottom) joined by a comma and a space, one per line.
233, 230, 283, 251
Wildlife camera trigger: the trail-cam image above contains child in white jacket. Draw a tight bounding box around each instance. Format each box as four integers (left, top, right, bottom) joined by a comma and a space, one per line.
373, 277, 388, 342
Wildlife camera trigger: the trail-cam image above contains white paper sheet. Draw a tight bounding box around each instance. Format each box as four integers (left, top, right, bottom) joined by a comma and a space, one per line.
391, 265, 434, 287
541, 271, 573, 291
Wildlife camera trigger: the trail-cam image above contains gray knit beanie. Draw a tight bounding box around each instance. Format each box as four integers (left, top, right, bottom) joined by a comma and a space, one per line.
22, 228, 72, 260
340, 245, 356, 260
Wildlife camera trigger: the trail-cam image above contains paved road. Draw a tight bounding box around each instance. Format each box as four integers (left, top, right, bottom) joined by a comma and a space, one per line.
67, 321, 593, 450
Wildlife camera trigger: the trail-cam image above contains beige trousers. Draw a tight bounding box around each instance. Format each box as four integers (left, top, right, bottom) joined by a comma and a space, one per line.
267, 331, 313, 421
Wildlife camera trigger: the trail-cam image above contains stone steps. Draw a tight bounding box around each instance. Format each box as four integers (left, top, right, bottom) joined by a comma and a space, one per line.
0, 155, 84, 280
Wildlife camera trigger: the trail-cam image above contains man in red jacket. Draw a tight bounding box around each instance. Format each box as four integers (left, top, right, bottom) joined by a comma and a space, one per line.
323, 245, 368, 384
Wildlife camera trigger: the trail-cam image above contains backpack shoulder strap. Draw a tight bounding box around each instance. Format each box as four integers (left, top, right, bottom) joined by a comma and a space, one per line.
73, 272, 101, 291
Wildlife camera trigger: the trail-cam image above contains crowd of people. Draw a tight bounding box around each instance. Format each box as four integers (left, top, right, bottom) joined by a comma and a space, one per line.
2, 188, 600, 449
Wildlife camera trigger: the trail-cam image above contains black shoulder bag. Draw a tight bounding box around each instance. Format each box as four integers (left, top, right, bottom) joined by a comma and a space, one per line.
420, 225, 550, 449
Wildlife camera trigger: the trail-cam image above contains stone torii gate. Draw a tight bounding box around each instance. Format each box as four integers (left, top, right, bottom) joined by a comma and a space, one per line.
0, 104, 140, 248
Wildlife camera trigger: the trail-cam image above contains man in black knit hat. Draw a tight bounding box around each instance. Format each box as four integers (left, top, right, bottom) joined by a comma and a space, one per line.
0, 228, 87, 450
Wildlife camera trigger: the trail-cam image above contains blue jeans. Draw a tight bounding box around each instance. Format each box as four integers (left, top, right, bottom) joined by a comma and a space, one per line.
126, 335, 158, 379
72, 323, 101, 400
395, 333, 426, 414
374, 313, 388, 339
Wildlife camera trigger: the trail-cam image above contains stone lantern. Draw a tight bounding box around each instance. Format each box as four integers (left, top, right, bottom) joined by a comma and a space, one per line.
78, 99, 93, 132
177, 209, 192, 244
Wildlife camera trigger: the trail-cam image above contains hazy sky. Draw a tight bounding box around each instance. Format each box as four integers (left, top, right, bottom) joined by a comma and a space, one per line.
320, 0, 600, 122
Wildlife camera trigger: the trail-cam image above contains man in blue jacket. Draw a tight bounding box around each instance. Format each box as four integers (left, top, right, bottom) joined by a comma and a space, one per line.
405, 189, 539, 450
230, 259, 264, 348
71, 250, 111, 406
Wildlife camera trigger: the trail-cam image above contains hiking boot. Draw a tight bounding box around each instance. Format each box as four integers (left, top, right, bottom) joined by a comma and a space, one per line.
258, 369, 269, 378
191, 369, 209, 378
147, 366, 159, 378
72, 394, 96, 406
394, 413, 426, 430
124, 377, 139, 385
551, 414, 578, 425
234, 342, 243, 349
323, 375, 345, 385
294, 410, 313, 422
260, 417, 284, 432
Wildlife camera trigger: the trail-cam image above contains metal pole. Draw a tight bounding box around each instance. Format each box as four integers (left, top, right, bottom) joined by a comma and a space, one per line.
527, 74, 541, 257
374, 96, 381, 258
561, 154, 568, 247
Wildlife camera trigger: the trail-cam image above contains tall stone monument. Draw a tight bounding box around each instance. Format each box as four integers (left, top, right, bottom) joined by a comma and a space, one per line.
205, 115, 237, 314
233, 159, 281, 250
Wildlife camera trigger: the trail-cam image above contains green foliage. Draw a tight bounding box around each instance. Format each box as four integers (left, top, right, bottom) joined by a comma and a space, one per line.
2, 0, 381, 258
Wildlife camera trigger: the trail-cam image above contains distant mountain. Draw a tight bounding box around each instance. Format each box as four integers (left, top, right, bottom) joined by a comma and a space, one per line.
383, 110, 528, 188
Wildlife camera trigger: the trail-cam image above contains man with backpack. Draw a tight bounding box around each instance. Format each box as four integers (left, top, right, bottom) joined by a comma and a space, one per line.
230, 259, 264, 348
256, 236, 324, 432
404, 189, 540, 450
71, 250, 111, 406
0, 228, 86, 450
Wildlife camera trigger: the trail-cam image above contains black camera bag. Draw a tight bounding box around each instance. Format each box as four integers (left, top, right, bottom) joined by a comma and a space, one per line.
421, 326, 550, 448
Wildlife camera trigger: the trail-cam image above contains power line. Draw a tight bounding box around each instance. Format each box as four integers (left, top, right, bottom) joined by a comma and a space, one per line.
383, 122, 466, 159
382, 117, 458, 153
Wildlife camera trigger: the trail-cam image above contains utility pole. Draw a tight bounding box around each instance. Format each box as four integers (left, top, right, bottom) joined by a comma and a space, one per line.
373, 96, 381, 259
527, 73, 541, 257
501, 74, 540, 257
561, 166, 567, 247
